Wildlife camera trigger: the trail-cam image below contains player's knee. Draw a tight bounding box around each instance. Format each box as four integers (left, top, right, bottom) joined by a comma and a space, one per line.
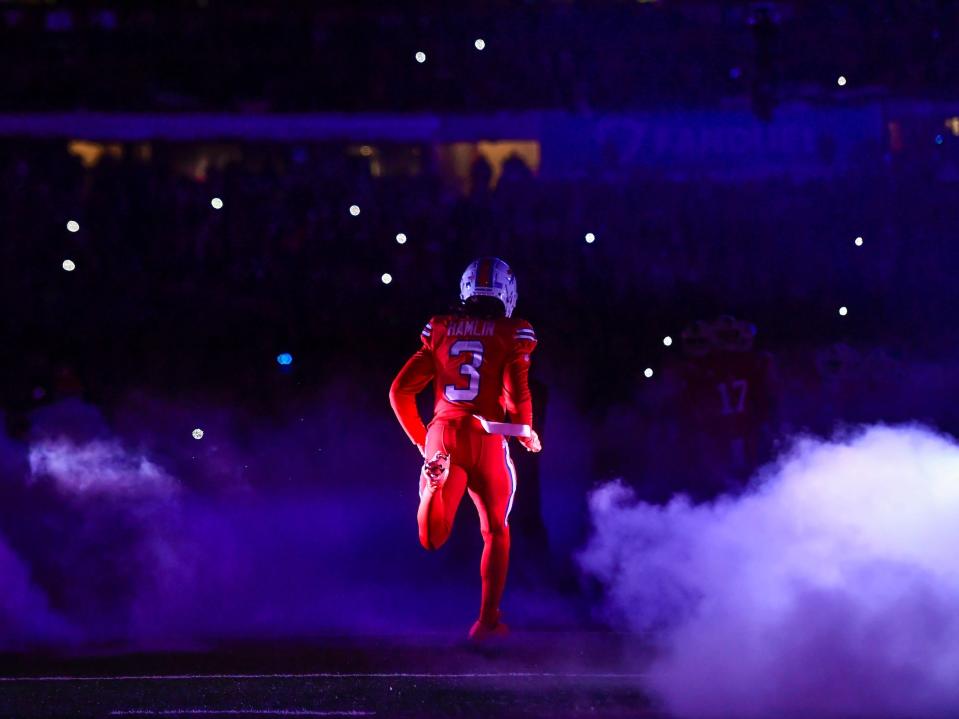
419, 526, 450, 551
419, 524, 435, 551
480, 521, 509, 544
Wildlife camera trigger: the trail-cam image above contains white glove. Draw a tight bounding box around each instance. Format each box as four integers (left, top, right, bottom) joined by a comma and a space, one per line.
519, 429, 542, 453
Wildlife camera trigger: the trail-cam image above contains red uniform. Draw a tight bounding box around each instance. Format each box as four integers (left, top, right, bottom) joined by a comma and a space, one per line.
389, 313, 537, 627
680, 351, 771, 433
679, 349, 774, 491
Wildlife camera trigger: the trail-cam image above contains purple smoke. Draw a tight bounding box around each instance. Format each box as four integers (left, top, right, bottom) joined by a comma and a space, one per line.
29, 438, 179, 497
0, 386, 534, 650
580, 425, 959, 718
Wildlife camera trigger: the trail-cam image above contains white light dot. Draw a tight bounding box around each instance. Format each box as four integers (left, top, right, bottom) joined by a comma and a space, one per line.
415, 51, 426, 63
396, 232, 407, 244
837, 75, 847, 87
211, 197, 224, 210
663, 336, 673, 347
349, 204, 361, 216
192, 428, 204, 440
585, 232, 596, 244
839, 306, 848, 316
66, 220, 79, 233
474, 38, 486, 51
381, 273, 393, 285
855, 236, 864, 246
62, 259, 75, 272
644, 368, 654, 379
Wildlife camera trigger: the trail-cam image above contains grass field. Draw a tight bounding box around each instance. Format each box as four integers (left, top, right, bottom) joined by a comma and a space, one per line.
0, 634, 658, 718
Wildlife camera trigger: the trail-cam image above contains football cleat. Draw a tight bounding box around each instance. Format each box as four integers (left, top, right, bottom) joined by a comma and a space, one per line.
468, 617, 510, 642
421, 451, 450, 492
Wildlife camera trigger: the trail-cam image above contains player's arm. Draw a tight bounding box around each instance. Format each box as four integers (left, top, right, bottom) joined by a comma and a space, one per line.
389, 321, 436, 456
503, 322, 541, 452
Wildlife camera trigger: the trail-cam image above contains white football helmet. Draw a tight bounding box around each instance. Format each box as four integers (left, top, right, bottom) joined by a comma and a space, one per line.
459, 257, 518, 318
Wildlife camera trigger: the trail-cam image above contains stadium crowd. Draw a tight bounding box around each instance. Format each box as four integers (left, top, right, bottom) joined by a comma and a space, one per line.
2, 1, 958, 113
3, 138, 959, 500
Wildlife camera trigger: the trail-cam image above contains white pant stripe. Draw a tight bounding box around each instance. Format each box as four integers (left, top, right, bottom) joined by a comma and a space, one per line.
503, 440, 518, 526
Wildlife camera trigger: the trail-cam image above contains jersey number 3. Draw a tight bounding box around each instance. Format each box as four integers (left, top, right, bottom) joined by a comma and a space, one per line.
445, 340, 484, 402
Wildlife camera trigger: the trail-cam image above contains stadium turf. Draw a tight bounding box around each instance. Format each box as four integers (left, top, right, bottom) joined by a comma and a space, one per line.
0, 634, 657, 718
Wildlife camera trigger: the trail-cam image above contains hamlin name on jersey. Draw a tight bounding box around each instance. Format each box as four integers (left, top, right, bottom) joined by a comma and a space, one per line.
443, 318, 498, 337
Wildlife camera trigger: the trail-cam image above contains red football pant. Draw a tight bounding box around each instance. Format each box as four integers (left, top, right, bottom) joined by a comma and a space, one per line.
418, 419, 518, 627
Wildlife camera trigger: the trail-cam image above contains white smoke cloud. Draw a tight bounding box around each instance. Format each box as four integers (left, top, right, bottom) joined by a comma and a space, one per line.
28, 437, 179, 498
580, 424, 959, 718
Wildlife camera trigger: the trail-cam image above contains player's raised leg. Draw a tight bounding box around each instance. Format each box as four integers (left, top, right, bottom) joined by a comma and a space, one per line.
417, 424, 468, 551
467, 435, 516, 640
389, 257, 540, 638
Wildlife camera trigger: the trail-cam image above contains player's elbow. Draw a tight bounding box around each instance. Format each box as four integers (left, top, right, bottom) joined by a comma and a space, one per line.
388, 379, 406, 409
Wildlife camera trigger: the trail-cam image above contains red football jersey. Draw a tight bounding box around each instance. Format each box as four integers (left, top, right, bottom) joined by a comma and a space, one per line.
681, 350, 773, 436
389, 314, 537, 448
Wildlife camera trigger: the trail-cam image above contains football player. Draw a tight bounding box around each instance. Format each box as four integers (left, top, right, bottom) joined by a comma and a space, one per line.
671, 316, 776, 499
702, 316, 775, 488
389, 257, 542, 641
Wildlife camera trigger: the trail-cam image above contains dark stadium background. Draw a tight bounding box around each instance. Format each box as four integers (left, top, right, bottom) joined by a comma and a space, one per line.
1, 2, 959, 717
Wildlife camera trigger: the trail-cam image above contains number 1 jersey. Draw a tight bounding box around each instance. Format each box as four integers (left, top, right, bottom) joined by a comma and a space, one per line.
389, 314, 537, 448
